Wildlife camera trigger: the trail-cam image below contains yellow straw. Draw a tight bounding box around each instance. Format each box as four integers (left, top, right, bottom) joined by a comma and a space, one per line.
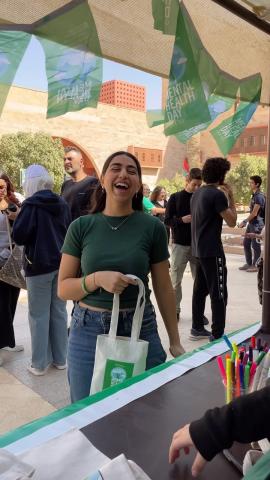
226, 358, 232, 403
232, 342, 238, 356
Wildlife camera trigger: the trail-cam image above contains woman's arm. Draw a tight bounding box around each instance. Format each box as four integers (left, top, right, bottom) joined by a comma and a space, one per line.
151, 260, 185, 357
58, 254, 136, 301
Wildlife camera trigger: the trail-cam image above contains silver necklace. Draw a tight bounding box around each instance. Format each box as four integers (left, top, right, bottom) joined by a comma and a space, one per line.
101, 213, 132, 231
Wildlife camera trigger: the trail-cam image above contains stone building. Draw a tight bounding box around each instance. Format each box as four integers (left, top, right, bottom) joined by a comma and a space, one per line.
0, 85, 185, 187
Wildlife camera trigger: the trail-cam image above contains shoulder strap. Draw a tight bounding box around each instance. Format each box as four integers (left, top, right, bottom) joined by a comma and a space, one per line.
4, 214, 13, 251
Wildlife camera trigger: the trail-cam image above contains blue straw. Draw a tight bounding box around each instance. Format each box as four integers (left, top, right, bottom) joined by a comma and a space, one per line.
223, 334, 233, 350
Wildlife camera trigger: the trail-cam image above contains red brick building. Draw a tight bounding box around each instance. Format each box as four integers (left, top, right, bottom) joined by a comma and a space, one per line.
99, 80, 146, 111
229, 125, 267, 163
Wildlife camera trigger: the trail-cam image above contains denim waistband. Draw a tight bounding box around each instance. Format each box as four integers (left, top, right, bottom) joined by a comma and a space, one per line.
73, 302, 153, 322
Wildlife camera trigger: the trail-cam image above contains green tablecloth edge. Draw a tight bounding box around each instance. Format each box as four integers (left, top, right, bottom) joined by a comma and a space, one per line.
0, 322, 260, 448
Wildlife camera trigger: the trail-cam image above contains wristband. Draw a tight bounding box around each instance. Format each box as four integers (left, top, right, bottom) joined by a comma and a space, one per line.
81, 275, 91, 296
243, 219, 248, 225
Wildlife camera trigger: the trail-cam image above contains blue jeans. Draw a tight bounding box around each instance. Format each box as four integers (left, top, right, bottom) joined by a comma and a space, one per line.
68, 303, 167, 402
244, 223, 263, 266
26, 270, 68, 370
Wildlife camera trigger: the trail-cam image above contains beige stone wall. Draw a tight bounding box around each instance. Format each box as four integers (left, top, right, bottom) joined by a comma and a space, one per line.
1, 85, 185, 187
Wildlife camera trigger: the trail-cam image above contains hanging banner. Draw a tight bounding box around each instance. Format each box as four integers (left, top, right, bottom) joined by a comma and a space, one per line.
211, 75, 262, 155
152, 0, 179, 35
0, 31, 31, 114
34, 0, 102, 118
164, 5, 211, 136
149, 2, 262, 152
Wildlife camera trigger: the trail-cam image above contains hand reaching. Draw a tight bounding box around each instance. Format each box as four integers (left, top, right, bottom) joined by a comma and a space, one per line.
169, 424, 207, 477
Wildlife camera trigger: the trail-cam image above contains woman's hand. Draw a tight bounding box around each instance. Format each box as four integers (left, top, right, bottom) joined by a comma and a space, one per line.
7, 206, 20, 221
95, 271, 137, 294
169, 424, 207, 477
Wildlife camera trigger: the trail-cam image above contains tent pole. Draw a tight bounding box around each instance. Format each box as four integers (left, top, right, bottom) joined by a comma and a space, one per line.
211, 0, 270, 35
261, 104, 270, 332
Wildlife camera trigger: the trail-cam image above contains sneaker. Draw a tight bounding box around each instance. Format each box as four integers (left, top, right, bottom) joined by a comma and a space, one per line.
27, 365, 49, 376
246, 266, 258, 272
239, 264, 250, 271
2, 345, 24, 352
189, 328, 211, 340
53, 363, 67, 370
203, 315, 209, 326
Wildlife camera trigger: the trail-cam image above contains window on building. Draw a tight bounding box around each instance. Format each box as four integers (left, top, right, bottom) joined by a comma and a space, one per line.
249, 136, 255, 146
240, 138, 245, 147
260, 135, 266, 145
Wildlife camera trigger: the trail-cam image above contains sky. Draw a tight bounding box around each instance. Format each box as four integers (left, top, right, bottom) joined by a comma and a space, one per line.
13, 36, 162, 110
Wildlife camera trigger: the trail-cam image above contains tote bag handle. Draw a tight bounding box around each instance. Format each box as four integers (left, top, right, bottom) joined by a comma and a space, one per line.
109, 275, 145, 342
4, 213, 13, 251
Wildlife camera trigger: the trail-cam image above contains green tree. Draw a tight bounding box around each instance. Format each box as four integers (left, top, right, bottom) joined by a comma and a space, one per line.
226, 155, 267, 204
158, 173, 186, 196
0, 132, 65, 193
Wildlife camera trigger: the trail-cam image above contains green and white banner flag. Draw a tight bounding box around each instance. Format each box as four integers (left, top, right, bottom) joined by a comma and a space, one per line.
164, 4, 211, 136
34, 0, 102, 118
0, 31, 31, 114
150, 2, 262, 152
152, 0, 179, 35
211, 75, 261, 155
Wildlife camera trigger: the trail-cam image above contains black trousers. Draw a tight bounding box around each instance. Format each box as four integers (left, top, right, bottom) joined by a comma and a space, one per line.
257, 258, 263, 305
192, 255, 227, 339
0, 280, 20, 348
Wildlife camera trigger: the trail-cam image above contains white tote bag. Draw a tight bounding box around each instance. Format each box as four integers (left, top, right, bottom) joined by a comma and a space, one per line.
90, 275, 148, 395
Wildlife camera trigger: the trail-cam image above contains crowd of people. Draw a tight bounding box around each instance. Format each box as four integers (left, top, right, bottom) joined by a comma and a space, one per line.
0, 151, 265, 375
0, 150, 267, 476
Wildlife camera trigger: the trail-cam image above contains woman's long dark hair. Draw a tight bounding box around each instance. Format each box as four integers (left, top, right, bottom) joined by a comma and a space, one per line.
90, 151, 143, 213
0, 172, 21, 206
150, 186, 165, 203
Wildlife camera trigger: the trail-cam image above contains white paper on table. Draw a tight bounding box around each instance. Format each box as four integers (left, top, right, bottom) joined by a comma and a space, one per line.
19, 428, 109, 480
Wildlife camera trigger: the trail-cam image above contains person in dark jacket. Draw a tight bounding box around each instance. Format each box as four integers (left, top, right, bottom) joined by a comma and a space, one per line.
13, 165, 71, 376
169, 385, 270, 477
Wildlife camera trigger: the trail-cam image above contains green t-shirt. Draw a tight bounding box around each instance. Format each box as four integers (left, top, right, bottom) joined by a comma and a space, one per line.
61, 211, 169, 309
143, 196, 154, 214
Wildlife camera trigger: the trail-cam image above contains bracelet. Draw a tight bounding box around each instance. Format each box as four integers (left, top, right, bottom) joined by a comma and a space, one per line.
81, 275, 91, 296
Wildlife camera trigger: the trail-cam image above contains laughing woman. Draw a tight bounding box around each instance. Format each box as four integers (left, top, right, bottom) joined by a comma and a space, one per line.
58, 151, 185, 402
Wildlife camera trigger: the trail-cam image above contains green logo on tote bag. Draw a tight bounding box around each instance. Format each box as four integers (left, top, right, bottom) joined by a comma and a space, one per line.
103, 359, 134, 389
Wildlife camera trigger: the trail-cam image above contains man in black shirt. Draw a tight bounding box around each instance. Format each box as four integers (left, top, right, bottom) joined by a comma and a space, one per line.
165, 168, 202, 322
61, 146, 98, 220
190, 157, 237, 340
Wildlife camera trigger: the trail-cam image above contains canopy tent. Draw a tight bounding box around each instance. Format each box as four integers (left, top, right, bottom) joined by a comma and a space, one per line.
1, 0, 270, 328
0, 0, 270, 104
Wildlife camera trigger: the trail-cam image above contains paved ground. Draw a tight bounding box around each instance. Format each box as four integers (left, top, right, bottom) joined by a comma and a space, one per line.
0, 252, 261, 435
